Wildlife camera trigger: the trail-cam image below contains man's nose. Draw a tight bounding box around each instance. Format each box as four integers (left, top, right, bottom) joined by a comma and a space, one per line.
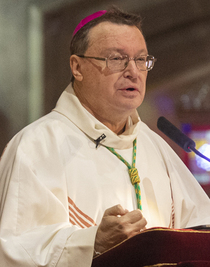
123, 58, 138, 78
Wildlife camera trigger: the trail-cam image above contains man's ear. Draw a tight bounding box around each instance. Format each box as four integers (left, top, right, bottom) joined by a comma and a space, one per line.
70, 55, 83, 81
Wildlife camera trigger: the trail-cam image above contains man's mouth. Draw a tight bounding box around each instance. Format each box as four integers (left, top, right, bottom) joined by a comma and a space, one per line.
118, 87, 139, 93
126, 88, 135, 91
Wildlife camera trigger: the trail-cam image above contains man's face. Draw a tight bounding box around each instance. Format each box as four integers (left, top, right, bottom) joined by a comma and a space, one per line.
73, 22, 148, 121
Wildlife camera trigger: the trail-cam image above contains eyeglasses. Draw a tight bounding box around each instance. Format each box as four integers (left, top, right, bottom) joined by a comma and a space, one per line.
77, 54, 156, 72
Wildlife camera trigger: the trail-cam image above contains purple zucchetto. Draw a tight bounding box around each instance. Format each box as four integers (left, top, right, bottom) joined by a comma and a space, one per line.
73, 10, 107, 36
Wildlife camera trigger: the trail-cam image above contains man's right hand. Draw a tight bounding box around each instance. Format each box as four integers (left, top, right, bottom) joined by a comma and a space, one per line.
94, 204, 147, 254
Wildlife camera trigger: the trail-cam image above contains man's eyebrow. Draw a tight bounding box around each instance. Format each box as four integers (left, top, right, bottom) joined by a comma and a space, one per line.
101, 48, 124, 54
101, 48, 148, 55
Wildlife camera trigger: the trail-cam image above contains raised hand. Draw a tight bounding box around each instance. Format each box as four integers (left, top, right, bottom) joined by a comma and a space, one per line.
94, 204, 147, 253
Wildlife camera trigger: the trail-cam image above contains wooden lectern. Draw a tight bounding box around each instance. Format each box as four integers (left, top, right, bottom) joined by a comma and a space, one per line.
92, 227, 210, 267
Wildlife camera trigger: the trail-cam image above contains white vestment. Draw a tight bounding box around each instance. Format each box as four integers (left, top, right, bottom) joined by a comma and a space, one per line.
0, 83, 210, 267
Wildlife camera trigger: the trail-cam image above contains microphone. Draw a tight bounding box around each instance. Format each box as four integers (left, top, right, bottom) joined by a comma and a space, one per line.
157, 116, 195, 152
157, 116, 210, 162
94, 134, 106, 148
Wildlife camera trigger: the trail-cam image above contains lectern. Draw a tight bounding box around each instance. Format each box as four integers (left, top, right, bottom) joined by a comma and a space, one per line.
92, 227, 210, 267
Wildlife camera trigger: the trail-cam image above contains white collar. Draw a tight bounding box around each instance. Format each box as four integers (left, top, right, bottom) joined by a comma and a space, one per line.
53, 83, 141, 149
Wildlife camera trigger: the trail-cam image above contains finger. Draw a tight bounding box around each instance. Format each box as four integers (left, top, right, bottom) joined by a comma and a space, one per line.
134, 217, 147, 231
141, 226, 147, 232
124, 208, 129, 214
130, 213, 147, 231
104, 204, 127, 217
118, 211, 147, 236
125, 217, 147, 239
123, 209, 144, 224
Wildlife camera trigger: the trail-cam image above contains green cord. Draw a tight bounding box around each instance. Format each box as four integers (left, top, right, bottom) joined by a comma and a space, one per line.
106, 139, 142, 210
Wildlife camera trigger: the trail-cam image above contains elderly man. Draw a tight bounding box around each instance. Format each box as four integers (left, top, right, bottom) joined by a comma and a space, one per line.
0, 7, 210, 267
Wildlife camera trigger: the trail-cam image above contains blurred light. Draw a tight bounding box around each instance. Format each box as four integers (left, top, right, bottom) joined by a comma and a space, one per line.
196, 144, 210, 171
